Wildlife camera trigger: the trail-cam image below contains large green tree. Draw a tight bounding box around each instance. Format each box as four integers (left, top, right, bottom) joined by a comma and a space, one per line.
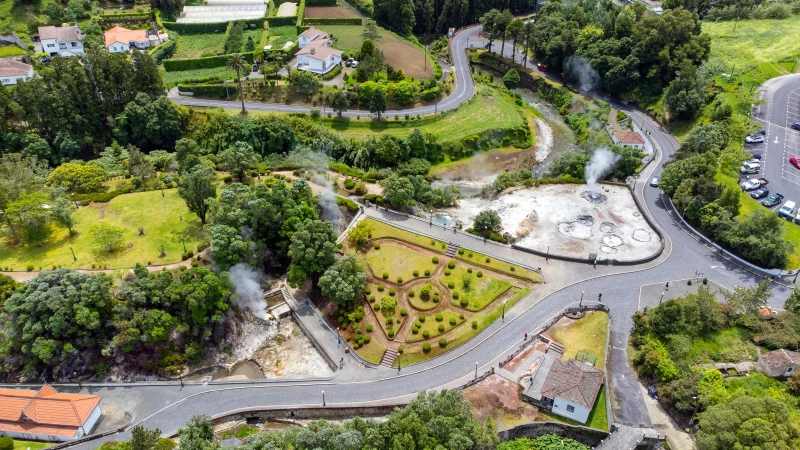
178, 163, 217, 225
318, 255, 367, 310
287, 219, 337, 285
373, 0, 415, 35
696, 396, 797, 450
380, 174, 415, 208
473, 209, 502, 234
218, 141, 259, 181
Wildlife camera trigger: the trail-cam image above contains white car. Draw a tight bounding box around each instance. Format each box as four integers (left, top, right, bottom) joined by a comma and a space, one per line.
745, 134, 765, 144
351, 61, 359, 68
649, 177, 659, 187
740, 162, 760, 174
741, 179, 761, 191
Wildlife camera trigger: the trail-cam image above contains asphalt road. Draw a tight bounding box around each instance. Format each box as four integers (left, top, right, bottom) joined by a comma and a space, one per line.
751, 74, 800, 213
35, 26, 798, 449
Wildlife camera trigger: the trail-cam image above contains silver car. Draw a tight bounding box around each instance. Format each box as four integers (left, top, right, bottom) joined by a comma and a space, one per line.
650, 177, 659, 187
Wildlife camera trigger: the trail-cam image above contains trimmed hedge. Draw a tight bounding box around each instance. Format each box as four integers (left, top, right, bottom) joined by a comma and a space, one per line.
265, 17, 297, 27
97, 12, 151, 20
322, 65, 342, 80
150, 38, 176, 64
164, 52, 255, 72
163, 18, 265, 34
304, 17, 363, 25
296, 0, 305, 27
306, 0, 336, 5
177, 83, 237, 98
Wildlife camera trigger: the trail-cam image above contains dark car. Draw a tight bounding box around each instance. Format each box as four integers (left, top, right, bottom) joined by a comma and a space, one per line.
792, 122, 800, 131
762, 193, 785, 207
40, 57, 51, 63
750, 151, 762, 160
751, 187, 769, 199
647, 386, 658, 400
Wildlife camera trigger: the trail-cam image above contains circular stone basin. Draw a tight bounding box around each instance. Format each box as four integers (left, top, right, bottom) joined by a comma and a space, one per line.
558, 221, 593, 239
599, 222, 616, 233
601, 234, 623, 247
632, 229, 652, 242
582, 191, 607, 203
600, 245, 618, 253
432, 213, 455, 227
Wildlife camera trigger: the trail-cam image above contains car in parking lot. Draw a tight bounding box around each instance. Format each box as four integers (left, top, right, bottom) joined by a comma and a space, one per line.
791, 156, 800, 170
762, 193, 784, 207
779, 201, 797, 220
792, 122, 800, 131
740, 162, 760, 174
750, 151, 761, 160
650, 177, 659, 187
741, 178, 768, 191
745, 134, 765, 144
751, 187, 769, 199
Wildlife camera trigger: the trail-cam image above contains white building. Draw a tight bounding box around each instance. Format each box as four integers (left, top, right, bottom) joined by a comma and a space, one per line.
539, 358, 604, 424
0, 60, 34, 86
295, 27, 341, 75
104, 25, 169, 53
612, 131, 645, 150
0, 385, 102, 442
38, 25, 84, 57
756, 349, 800, 378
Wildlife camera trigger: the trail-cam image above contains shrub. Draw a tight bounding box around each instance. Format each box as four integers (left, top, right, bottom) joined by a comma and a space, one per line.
423, 330, 430, 338
366, 325, 373, 332
423, 343, 431, 353
400, 308, 408, 316
458, 248, 465, 255
354, 182, 367, 195
365, 287, 372, 294
383, 272, 389, 279
223, 175, 233, 183
412, 327, 419, 334
388, 330, 395, 338
688, 280, 693, 286
449, 317, 457, 326
409, 290, 415, 297
354, 342, 360, 349
375, 243, 381, 250
460, 298, 468, 307
448, 281, 454, 289
453, 291, 460, 300
459, 313, 464, 320
414, 320, 422, 328
398, 345, 404, 354
389, 288, 396, 296
381, 296, 397, 314
344, 178, 355, 189
436, 313, 444, 322
397, 277, 403, 283
467, 267, 472, 273
430, 240, 435, 246
433, 296, 440, 303
370, 295, 376, 302
510, 266, 515, 271
26, 264, 34, 272
445, 269, 451, 276
378, 285, 384, 292
477, 271, 483, 278
439, 338, 448, 348
336, 243, 343, 249
363, 335, 371, 343
485, 258, 491, 263
413, 270, 419, 277
419, 315, 426, 322
468, 253, 473, 258
448, 261, 455, 269
432, 257, 439, 264
438, 324, 445, 332
472, 321, 478, 329
424, 269, 431, 276
374, 303, 380, 311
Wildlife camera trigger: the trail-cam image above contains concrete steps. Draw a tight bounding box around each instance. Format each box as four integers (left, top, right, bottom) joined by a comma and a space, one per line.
380, 349, 398, 368
445, 244, 459, 258
547, 341, 566, 355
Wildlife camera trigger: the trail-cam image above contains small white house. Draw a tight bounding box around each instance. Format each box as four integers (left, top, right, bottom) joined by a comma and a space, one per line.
0, 60, 34, 86
0, 385, 102, 442
38, 25, 84, 57
104, 25, 168, 53
298, 27, 326, 48
296, 46, 342, 75
756, 349, 800, 378
539, 359, 604, 424
612, 131, 645, 150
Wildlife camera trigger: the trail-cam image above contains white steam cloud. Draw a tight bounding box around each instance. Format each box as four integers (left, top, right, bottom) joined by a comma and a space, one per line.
229, 263, 267, 319
585, 148, 621, 188
565, 56, 600, 92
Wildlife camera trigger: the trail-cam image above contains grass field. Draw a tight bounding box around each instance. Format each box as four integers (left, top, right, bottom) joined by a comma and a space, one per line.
318, 24, 433, 78
702, 16, 800, 73
442, 266, 512, 311
12, 440, 53, 450
364, 242, 439, 283
549, 311, 609, 367
173, 33, 226, 58
456, 249, 543, 283
0, 45, 27, 57
325, 86, 526, 143
0, 189, 207, 270
406, 309, 465, 343
161, 66, 236, 88
264, 25, 297, 47
359, 219, 448, 253
304, 6, 358, 18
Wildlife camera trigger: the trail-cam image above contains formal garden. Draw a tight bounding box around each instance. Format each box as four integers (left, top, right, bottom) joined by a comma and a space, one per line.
340, 218, 541, 365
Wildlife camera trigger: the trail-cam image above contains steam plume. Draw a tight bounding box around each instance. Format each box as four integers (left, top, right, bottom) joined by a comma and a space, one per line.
585, 148, 620, 188
565, 56, 600, 92
229, 263, 267, 319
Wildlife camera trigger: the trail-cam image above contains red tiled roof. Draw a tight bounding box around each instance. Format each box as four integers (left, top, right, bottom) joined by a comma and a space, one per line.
613, 131, 645, 145
760, 349, 800, 370
540, 359, 604, 409
0, 60, 33, 78
0, 385, 101, 438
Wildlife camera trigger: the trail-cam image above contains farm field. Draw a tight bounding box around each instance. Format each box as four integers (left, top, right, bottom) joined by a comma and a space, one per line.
304, 6, 358, 18
325, 86, 526, 143
173, 33, 226, 58
0, 189, 207, 271
161, 66, 236, 88
318, 24, 433, 78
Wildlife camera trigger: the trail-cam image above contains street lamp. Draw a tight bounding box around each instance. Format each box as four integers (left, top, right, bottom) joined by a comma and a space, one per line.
502, 300, 507, 322
475, 362, 478, 378
69, 245, 76, 262
398, 353, 401, 373
579, 290, 584, 307
659, 292, 665, 305
322, 390, 326, 406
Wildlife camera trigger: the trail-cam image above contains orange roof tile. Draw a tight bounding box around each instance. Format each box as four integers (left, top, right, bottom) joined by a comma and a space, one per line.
0, 385, 101, 437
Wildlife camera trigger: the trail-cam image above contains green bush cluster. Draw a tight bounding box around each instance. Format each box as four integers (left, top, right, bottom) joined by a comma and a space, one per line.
177, 83, 238, 98
337, 196, 359, 212
439, 338, 447, 348
467, 267, 472, 273
423, 343, 431, 353
366, 325, 373, 332
435, 313, 443, 322
382, 272, 388, 279
375, 243, 381, 250
344, 178, 356, 189
164, 52, 255, 72
321, 65, 342, 80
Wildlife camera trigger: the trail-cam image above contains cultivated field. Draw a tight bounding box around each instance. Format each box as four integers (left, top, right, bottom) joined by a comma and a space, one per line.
702, 16, 800, 72
319, 24, 433, 78
304, 6, 358, 18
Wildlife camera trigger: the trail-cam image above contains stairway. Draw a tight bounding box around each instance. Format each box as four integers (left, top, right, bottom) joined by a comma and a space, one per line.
445, 244, 459, 258
380, 349, 398, 368
547, 341, 566, 355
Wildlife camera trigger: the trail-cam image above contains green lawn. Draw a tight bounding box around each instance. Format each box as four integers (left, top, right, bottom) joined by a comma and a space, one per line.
456, 250, 543, 283
0, 189, 207, 270
361, 219, 448, 253
405, 309, 465, 343
407, 284, 440, 311
12, 440, 54, 450
702, 16, 800, 72
173, 32, 227, 58
548, 311, 609, 367
0, 45, 27, 57
683, 326, 759, 364
363, 242, 439, 284
161, 66, 236, 88
441, 265, 512, 312
541, 385, 609, 431
325, 86, 526, 143
265, 25, 297, 47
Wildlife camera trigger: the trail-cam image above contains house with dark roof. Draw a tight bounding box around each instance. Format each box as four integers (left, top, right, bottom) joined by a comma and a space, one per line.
0, 385, 102, 442
539, 358, 604, 424
38, 25, 84, 57
756, 349, 800, 378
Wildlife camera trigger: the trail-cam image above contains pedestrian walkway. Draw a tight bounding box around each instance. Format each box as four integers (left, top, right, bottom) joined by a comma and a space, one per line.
596, 425, 657, 450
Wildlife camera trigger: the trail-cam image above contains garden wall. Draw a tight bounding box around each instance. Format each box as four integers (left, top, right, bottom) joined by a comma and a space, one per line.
498, 422, 609, 447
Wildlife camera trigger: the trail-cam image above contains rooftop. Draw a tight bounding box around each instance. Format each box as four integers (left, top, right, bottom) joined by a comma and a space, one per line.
0, 385, 102, 438
39, 25, 82, 42
760, 349, 800, 370
299, 27, 322, 39
613, 131, 645, 145
0, 60, 33, 78
540, 358, 604, 409
104, 25, 167, 47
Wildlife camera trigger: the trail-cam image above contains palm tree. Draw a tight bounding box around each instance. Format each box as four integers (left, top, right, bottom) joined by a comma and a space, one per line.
227, 53, 250, 115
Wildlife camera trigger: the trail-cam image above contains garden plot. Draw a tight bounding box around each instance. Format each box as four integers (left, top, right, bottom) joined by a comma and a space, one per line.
448, 184, 660, 262
304, 6, 358, 18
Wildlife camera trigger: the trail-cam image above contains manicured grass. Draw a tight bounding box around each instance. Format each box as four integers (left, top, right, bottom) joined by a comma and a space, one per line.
265, 25, 298, 47
399, 287, 531, 366
456, 250, 543, 283
161, 66, 235, 88
325, 86, 526, 143
362, 219, 448, 253
363, 242, 438, 283
541, 384, 609, 431
407, 284, 440, 311
355, 338, 385, 364
442, 265, 512, 312
173, 32, 226, 58
405, 309, 465, 343
13, 440, 54, 449
0, 189, 207, 270
0, 45, 27, 57
548, 311, 609, 367
702, 16, 800, 72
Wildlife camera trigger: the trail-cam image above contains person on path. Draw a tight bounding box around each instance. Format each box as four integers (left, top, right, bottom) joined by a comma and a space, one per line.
524, 333, 528, 341
339, 358, 344, 369
665, 281, 669, 290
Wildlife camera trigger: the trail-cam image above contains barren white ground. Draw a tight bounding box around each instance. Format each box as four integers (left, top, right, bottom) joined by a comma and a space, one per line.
448, 184, 660, 261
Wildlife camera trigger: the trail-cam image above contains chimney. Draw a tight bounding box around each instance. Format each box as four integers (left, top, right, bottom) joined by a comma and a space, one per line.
310, 48, 315, 55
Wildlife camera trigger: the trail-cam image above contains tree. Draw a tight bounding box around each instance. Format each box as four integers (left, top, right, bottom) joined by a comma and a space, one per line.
175, 137, 201, 173
178, 163, 216, 225
218, 141, 259, 181
348, 220, 374, 247
658, 151, 718, 196
7, 192, 52, 244
503, 69, 520, 88
50, 191, 76, 235
151, 0, 184, 19
288, 219, 337, 285
290, 69, 322, 94
369, 87, 387, 119
696, 395, 797, 450
318, 256, 367, 310
177, 415, 216, 450
373, 0, 415, 36
473, 210, 502, 234
47, 163, 109, 193
785, 289, 800, 314
208, 224, 252, 269
91, 223, 126, 254
127, 145, 154, 180
330, 90, 351, 118
227, 53, 250, 115
494, 9, 513, 57
117, 94, 183, 151
360, 39, 377, 58
521, 21, 535, 66
505, 19, 524, 63
130, 425, 162, 450
664, 63, 707, 120
361, 20, 383, 42
381, 174, 415, 208
722, 280, 771, 315
480, 10, 500, 53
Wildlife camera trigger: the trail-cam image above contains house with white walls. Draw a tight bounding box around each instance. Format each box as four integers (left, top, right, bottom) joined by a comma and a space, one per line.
295, 27, 341, 75
104, 25, 168, 53
38, 25, 84, 57
0, 60, 34, 86
0, 385, 102, 442
612, 131, 645, 150
539, 358, 604, 424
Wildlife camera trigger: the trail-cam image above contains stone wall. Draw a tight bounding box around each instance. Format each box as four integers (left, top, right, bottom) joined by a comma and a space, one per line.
498, 422, 609, 447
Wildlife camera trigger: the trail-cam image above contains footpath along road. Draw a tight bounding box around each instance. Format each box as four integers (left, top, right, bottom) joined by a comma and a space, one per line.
23, 25, 796, 449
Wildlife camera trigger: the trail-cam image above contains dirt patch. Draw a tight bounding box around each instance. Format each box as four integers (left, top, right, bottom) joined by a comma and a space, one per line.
304, 6, 358, 18
383, 36, 433, 79
465, 374, 540, 430
252, 318, 334, 378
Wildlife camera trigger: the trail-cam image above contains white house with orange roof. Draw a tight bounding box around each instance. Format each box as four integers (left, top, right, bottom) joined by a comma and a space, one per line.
0, 385, 102, 442
295, 27, 341, 75
104, 25, 168, 53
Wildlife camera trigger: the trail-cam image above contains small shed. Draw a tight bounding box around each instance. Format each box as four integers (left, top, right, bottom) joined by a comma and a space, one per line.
756, 349, 800, 378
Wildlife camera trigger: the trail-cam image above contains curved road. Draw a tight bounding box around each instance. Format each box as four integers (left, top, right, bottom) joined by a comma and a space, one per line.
56, 25, 796, 448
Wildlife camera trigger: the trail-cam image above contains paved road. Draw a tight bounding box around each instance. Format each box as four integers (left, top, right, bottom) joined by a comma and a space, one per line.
33, 25, 798, 449
751, 74, 800, 212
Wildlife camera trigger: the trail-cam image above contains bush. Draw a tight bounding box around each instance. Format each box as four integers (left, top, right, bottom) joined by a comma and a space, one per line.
448, 261, 455, 269
377, 285, 384, 292
458, 248, 465, 255
364, 287, 372, 294
321, 64, 343, 80
472, 320, 478, 329
366, 325, 373, 332
414, 320, 422, 328
374, 303, 380, 311
398, 345, 404, 354
445, 269, 451, 276
369, 295, 375, 302
382, 272, 388, 279
375, 243, 381, 250
26, 264, 34, 272
439, 338, 448, 348
363, 335, 371, 343
424, 269, 431, 276
397, 277, 403, 283
423, 343, 431, 353
467, 267, 472, 273
412, 327, 419, 334
432, 257, 439, 264
409, 290, 415, 297
354, 182, 367, 195
419, 315, 426, 322
436, 313, 444, 322
433, 296, 439, 303
438, 324, 445, 332
448, 281, 455, 289
452, 291, 459, 300
459, 313, 464, 320
423, 330, 430, 338
449, 317, 457, 326
0, 437, 12, 450
477, 271, 483, 278
164, 51, 255, 71
388, 330, 395, 338
413, 270, 419, 277
460, 298, 468, 307
400, 308, 408, 316
223, 175, 233, 183
389, 288, 395, 296
344, 178, 356, 189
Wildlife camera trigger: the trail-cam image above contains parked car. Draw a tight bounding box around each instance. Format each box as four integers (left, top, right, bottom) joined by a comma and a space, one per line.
647, 386, 658, 400
741, 178, 768, 191
751, 188, 769, 199
762, 193, 784, 207
650, 177, 659, 187
40, 57, 51, 63
745, 134, 765, 144
345, 58, 354, 67
351, 61, 359, 68
792, 122, 800, 131
779, 201, 797, 220
791, 156, 800, 170
252, 63, 258, 72
740, 162, 760, 174
537, 63, 548, 72
750, 151, 762, 160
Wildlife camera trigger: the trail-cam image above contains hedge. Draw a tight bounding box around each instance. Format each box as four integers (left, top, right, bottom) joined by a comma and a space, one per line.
265, 17, 297, 27
177, 83, 237, 98
97, 12, 151, 20
149, 38, 176, 64
306, 0, 336, 5
164, 52, 254, 72
336, 196, 359, 212
163, 18, 265, 34
304, 17, 363, 25
321, 65, 341, 80
296, 0, 305, 27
